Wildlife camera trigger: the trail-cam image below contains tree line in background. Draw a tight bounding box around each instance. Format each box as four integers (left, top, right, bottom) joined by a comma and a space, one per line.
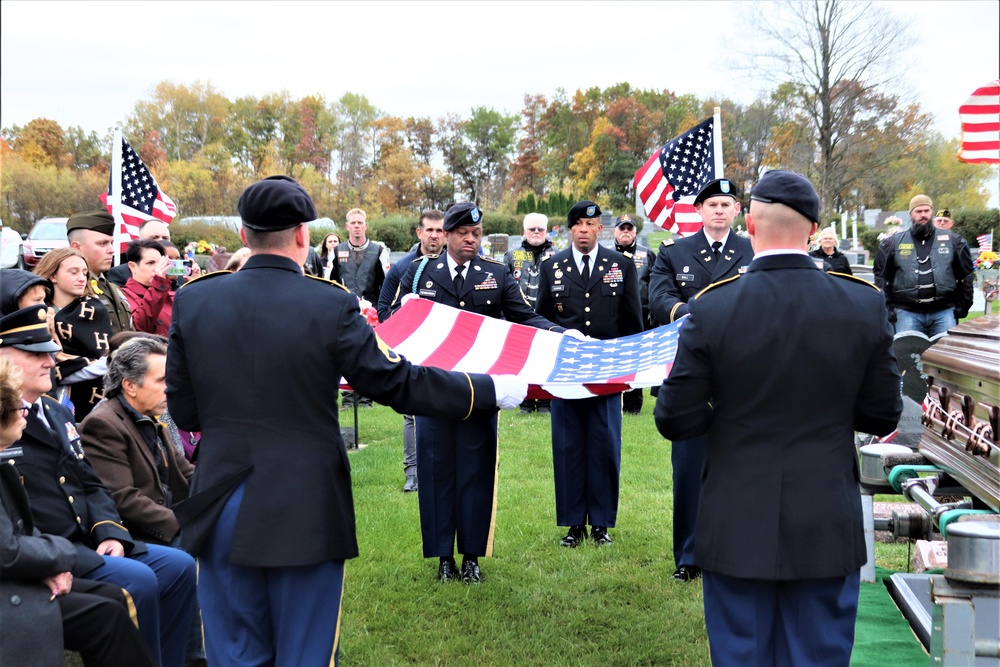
1, 2, 996, 239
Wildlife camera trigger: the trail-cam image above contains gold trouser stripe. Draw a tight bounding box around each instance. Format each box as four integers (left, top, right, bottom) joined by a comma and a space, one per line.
121, 587, 139, 629
462, 373, 475, 420
484, 417, 500, 558
328, 563, 346, 667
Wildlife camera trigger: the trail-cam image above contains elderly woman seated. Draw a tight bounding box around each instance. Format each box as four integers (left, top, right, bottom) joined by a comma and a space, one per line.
80, 336, 194, 546
0, 351, 155, 667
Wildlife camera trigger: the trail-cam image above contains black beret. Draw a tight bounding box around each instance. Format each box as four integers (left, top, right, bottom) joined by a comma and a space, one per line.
238, 176, 317, 231
443, 203, 483, 231
750, 170, 820, 224
615, 214, 634, 228
567, 201, 601, 228
66, 210, 115, 236
0, 305, 60, 353
694, 179, 740, 206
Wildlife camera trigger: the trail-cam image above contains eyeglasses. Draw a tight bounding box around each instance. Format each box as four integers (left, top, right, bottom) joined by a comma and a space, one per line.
617, 224, 635, 231
525, 227, 546, 233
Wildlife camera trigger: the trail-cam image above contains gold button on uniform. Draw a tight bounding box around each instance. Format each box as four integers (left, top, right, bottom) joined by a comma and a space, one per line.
585, 307, 590, 312
586, 321, 591, 327
585, 292, 590, 298
59, 476, 66, 484
68, 496, 74, 503
76, 517, 82, 524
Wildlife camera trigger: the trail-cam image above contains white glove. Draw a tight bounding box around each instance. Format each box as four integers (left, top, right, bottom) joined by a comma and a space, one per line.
492, 375, 528, 410
564, 329, 595, 341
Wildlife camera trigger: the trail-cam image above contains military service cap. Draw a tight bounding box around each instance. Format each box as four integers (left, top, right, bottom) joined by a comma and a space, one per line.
567, 200, 601, 228
238, 175, 317, 231
443, 202, 483, 231
936, 208, 952, 219
694, 179, 739, 205
66, 210, 115, 236
0, 305, 61, 353
750, 170, 820, 224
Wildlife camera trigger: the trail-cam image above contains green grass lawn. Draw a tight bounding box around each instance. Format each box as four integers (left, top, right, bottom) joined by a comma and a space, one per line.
338, 395, 913, 666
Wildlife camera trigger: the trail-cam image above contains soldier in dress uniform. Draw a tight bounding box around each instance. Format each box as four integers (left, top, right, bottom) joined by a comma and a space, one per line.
393, 202, 564, 584
613, 213, 656, 415
66, 211, 134, 335
648, 178, 754, 582
535, 200, 644, 548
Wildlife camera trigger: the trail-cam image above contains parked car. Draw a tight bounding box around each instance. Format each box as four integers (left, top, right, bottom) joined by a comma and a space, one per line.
20, 217, 69, 268
1, 221, 22, 269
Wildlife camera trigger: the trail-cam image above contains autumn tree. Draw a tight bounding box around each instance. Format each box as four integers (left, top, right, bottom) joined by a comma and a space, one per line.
129, 81, 229, 162
509, 94, 548, 196
334, 92, 379, 191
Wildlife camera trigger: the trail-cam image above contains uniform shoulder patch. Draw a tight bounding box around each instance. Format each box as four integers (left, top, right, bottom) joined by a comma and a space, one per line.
693, 274, 740, 299
829, 271, 881, 292
305, 274, 350, 291
480, 256, 504, 265
660, 238, 675, 248
177, 270, 231, 289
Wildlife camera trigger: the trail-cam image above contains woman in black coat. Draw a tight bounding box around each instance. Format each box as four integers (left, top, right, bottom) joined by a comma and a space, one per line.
809, 227, 853, 275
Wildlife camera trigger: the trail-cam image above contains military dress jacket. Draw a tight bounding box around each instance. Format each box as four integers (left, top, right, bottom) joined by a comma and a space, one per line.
81, 397, 195, 545
654, 254, 902, 580
0, 462, 77, 667
167, 254, 500, 567
535, 246, 644, 341
1, 397, 138, 576
649, 232, 754, 324
394, 254, 564, 331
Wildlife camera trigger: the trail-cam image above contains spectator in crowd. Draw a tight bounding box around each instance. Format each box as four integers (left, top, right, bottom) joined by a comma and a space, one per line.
393, 202, 561, 583
612, 213, 656, 415
165, 175, 525, 665
108, 220, 172, 287
874, 194, 974, 337
0, 268, 49, 314
224, 247, 252, 272
933, 208, 955, 230
161, 242, 201, 287
66, 211, 133, 335
81, 337, 194, 545
338, 208, 390, 409
319, 231, 342, 280
378, 209, 445, 493
33, 248, 113, 421
120, 240, 174, 336
648, 178, 754, 582
536, 200, 643, 548
809, 227, 853, 275
0, 353, 157, 667
655, 170, 901, 666
0, 304, 196, 667
504, 212, 557, 415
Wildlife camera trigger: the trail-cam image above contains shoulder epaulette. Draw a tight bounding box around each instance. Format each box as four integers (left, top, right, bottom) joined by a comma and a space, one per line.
178, 270, 231, 289
693, 274, 740, 299
541, 253, 556, 262
829, 271, 881, 293
660, 238, 675, 248
305, 274, 350, 291
480, 256, 504, 265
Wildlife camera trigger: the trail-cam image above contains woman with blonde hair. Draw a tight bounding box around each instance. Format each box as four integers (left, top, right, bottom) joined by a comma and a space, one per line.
809, 227, 853, 275
33, 248, 114, 420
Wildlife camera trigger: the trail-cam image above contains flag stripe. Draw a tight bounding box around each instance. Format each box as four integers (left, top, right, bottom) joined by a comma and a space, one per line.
959, 80, 1000, 165
485, 325, 541, 375
420, 310, 485, 368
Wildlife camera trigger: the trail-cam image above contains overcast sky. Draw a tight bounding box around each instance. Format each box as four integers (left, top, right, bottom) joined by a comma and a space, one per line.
2, 1, 998, 148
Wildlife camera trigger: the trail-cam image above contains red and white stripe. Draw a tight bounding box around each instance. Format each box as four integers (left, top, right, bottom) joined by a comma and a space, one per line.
958, 79, 1000, 164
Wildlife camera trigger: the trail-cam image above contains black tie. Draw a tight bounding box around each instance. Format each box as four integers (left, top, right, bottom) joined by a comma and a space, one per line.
454, 264, 466, 293
711, 241, 723, 258
581, 254, 591, 283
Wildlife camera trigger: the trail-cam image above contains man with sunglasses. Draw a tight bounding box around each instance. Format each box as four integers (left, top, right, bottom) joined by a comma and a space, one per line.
613, 214, 655, 416
504, 212, 556, 414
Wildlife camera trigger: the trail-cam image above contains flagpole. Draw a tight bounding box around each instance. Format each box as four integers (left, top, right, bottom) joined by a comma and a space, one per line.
713, 106, 723, 177
110, 125, 124, 267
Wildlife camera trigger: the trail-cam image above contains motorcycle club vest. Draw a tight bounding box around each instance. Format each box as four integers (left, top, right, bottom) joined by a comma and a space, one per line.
891, 230, 956, 306
336, 241, 381, 297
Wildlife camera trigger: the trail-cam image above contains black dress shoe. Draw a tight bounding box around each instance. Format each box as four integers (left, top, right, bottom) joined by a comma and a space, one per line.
402, 475, 418, 492
591, 526, 613, 545
560, 525, 588, 547
438, 558, 458, 582
461, 558, 481, 584
671, 565, 702, 582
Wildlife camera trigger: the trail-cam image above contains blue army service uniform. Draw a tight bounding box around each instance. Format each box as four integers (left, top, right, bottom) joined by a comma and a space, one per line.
393, 208, 563, 568
7, 393, 196, 667
648, 220, 753, 575
168, 178, 503, 664
535, 227, 643, 535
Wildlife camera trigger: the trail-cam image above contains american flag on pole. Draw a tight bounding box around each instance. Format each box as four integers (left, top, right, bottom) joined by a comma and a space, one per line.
632, 117, 718, 236
978, 233, 994, 252
367, 297, 684, 399
958, 80, 1000, 164
101, 133, 177, 253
